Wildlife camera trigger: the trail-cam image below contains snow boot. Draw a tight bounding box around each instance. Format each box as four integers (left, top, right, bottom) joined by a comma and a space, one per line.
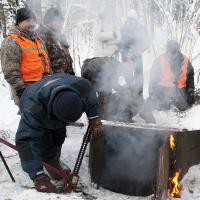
34, 174, 55, 193
45, 157, 71, 181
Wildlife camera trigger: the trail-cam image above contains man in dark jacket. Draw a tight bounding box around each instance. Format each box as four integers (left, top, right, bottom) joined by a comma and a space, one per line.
36, 8, 74, 75
15, 73, 103, 193
149, 40, 195, 111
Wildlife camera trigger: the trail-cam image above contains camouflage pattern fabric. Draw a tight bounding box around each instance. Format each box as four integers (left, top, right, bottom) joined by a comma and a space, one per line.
37, 25, 74, 75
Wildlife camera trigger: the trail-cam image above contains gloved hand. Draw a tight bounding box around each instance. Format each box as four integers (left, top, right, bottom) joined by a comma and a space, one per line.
89, 118, 103, 137
33, 174, 55, 193
16, 87, 25, 98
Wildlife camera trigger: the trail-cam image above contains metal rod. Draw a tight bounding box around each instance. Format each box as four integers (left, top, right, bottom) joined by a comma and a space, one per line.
0, 138, 17, 151
0, 151, 15, 182
0, 137, 65, 180
73, 125, 91, 175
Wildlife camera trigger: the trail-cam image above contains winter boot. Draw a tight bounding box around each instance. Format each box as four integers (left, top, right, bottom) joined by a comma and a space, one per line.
45, 157, 71, 180
34, 174, 55, 193
44, 158, 71, 193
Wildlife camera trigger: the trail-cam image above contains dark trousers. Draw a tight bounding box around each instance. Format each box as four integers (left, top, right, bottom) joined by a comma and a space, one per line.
40, 127, 66, 162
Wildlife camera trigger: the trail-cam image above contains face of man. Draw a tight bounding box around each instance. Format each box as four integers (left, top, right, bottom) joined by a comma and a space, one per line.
18, 18, 36, 33
166, 41, 180, 61
168, 50, 179, 60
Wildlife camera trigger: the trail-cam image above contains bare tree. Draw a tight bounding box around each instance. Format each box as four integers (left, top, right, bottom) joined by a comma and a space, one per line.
0, 2, 7, 38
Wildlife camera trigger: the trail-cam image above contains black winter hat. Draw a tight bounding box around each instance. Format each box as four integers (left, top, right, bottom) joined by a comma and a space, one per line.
15, 7, 36, 25
52, 90, 84, 123
44, 8, 64, 24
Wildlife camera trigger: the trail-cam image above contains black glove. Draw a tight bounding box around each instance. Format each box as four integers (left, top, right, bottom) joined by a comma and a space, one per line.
16, 87, 25, 98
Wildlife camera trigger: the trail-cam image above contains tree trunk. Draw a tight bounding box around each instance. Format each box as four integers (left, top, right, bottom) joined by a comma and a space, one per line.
0, 2, 7, 37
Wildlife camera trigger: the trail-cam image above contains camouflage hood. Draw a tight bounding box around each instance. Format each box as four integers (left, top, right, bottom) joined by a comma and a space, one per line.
36, 24, 73, 74
8, 25, 37, 41
37, 24, 70, 48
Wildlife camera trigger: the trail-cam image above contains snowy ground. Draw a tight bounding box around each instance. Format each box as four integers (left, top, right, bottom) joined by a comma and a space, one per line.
1, 78, 200, 200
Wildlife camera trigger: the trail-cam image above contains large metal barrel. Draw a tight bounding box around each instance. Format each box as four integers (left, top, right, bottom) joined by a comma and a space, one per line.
89, 121, 173, 196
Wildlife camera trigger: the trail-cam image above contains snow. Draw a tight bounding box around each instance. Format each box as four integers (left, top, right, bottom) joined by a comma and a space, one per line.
0, 78, 20, 132
153, 105, 200, 130
179, 165, 200, 200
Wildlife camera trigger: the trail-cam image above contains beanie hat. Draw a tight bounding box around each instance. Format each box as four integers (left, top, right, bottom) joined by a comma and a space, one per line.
44, 8, 64, 24
15, 7, 36, 25
52, 90, 84, 123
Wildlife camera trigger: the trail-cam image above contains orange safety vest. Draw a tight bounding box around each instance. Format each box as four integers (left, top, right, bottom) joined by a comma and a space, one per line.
159, 54, 188, 89
9, 33, 50, 82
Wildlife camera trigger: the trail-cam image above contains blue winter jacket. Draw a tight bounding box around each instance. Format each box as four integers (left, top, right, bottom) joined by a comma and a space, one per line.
15, 73, 99, 179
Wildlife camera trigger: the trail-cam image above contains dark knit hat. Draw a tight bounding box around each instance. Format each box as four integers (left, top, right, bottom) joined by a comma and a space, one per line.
44, 8, 64, 24
167, 40, 180, 53
15, 7, 36, 25
52, 90, 84, 123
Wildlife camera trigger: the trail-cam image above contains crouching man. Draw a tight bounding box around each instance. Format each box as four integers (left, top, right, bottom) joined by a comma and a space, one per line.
15, 73, 103, 193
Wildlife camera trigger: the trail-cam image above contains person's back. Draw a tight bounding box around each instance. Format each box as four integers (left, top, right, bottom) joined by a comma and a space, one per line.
20, 73, 98, 123
81, 57, 121, 119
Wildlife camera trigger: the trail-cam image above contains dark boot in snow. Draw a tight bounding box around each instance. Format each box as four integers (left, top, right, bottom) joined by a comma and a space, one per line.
34, 174, 55, 193
44, 158, 71, 193
45, 157, 71, 181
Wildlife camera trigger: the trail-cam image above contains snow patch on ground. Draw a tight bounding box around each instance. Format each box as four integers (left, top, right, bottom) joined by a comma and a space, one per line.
180, 165, 200, 200
154, 105, 200, 130
0, 79, 20, 133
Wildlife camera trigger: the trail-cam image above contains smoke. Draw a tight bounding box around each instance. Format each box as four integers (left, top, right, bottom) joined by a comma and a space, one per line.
24, 0, 67, 26
85, 16, 155, 123
98, 122, 168, 195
